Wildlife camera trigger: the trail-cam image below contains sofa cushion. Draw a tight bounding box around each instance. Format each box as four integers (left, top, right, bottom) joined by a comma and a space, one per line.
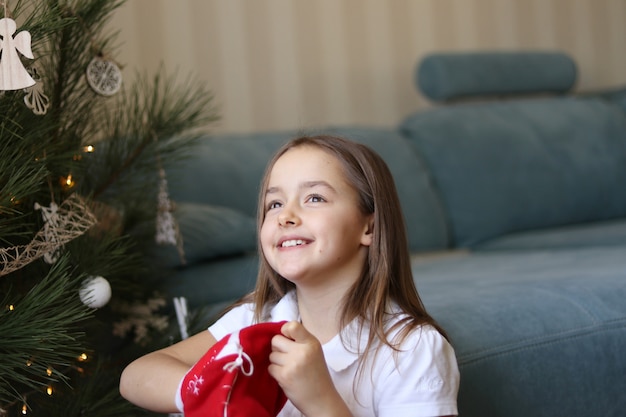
167, 255, 259, 308
588, 87, 626, 114
159, 202, 257, 267
167, 132, 297, 217
474, 218, 626, 251
417, 51, 577, 101
400, 96, 626, 246
413, 246, 626, 417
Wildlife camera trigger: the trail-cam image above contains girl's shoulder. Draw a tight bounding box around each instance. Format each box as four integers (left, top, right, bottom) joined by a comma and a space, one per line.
383, 311, 441, 341
208, 302, 256, 340
376, 322, 458, 382
208, 292, 295, 340
396, 324, 450, 353
372, 322, 460, 416
381, 310, 453, 359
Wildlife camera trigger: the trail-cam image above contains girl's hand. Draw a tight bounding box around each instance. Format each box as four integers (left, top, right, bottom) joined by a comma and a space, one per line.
269, 321, 352, 417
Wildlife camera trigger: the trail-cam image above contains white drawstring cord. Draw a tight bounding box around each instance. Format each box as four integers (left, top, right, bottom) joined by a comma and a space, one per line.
217, 330, 255, 375
222, 349, 253, 376
219, 330, 254, 417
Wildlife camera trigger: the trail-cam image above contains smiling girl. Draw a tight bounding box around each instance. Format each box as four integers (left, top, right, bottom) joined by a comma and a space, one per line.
120, 135, 459, 417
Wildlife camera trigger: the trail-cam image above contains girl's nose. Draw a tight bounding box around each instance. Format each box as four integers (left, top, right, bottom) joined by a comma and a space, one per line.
278, 207, 300, 227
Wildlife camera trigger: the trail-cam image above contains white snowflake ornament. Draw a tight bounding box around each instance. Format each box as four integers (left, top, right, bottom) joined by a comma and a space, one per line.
86, 56, 122, 96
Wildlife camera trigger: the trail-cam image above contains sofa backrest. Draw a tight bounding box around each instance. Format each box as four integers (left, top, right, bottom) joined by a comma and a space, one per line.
400, 95, 626, 247
168, 131, 292, 217
404, 51, 626, 247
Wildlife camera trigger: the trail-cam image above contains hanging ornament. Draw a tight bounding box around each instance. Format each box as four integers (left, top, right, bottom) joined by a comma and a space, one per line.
34, 200, 62, 264
112, 297, 168, 345
167, 297, 186, 417
23, 66, 50, 115
79, 275, 112, 308
173, 296, 189, 340
0, 17, 36, 91
85, 54, 122, 96
155, 166, 186, 264
0, 194, 97, 276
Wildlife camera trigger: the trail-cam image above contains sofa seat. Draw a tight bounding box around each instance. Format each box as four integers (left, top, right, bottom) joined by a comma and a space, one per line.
473, 218, 626, 251
413, 245, 626, 417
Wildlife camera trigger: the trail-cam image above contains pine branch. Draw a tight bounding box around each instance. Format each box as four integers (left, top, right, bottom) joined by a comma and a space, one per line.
0, 255, 92, 405
92, 134, 152, 199
83, 67, 218, 201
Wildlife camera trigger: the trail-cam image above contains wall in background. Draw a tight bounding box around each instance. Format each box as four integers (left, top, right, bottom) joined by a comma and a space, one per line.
110, 0, 626, 134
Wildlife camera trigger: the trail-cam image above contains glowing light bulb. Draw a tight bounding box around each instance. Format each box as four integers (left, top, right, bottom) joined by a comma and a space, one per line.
83, 145, 94, 153
60, 174, 75, 189
46, 386, 53, 395
21, 404, 27, 414
46, 367, 52, 376
78, 353, 88, 361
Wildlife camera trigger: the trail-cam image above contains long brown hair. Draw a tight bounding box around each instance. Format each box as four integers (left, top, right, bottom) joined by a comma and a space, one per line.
239, 134, 446, 366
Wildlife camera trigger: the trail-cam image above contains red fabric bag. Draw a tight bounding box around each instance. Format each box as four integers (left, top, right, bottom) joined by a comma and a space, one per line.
180, 321, 288, 417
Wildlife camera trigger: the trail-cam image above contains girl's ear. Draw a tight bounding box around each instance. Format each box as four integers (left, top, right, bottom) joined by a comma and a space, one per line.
360, 215, 375, 247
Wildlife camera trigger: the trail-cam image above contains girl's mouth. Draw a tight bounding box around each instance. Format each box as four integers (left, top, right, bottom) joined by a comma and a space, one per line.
281, 239, 306, 248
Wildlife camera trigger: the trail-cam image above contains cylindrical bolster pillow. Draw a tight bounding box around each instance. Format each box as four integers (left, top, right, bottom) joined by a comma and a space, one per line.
417, 51, 577, 101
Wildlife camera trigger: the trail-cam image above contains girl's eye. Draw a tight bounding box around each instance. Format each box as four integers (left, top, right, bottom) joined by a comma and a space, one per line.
307, 194, 326, 203
266, 201, 282, 211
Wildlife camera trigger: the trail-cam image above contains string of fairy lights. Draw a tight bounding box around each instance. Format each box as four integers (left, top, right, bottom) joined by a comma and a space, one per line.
1, 140, 109, 415
0, 323, 91, 416
62, 145, 96, 190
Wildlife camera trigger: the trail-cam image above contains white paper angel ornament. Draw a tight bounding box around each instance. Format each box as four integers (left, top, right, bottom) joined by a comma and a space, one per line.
0, 17, 36, 91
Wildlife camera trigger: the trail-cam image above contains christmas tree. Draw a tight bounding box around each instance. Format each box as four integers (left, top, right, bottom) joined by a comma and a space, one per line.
0, 1, 217, 416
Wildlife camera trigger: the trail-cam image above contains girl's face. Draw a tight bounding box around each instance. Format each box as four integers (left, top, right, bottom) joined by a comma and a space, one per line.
260, 146, 373, 290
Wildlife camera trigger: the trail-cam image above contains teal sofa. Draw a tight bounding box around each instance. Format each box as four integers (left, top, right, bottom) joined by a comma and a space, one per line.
158, 53, 626, 416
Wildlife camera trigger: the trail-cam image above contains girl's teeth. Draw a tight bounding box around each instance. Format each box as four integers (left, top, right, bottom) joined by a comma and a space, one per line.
282, 239, 304, 247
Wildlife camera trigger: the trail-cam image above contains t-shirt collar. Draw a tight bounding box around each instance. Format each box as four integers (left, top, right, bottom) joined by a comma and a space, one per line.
268, 291, 300, 322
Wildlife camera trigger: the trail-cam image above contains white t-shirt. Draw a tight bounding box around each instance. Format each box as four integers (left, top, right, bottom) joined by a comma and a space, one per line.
209, 292, 459, 417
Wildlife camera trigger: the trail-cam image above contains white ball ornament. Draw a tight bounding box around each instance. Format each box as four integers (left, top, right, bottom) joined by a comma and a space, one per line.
79, 276, 112, 308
